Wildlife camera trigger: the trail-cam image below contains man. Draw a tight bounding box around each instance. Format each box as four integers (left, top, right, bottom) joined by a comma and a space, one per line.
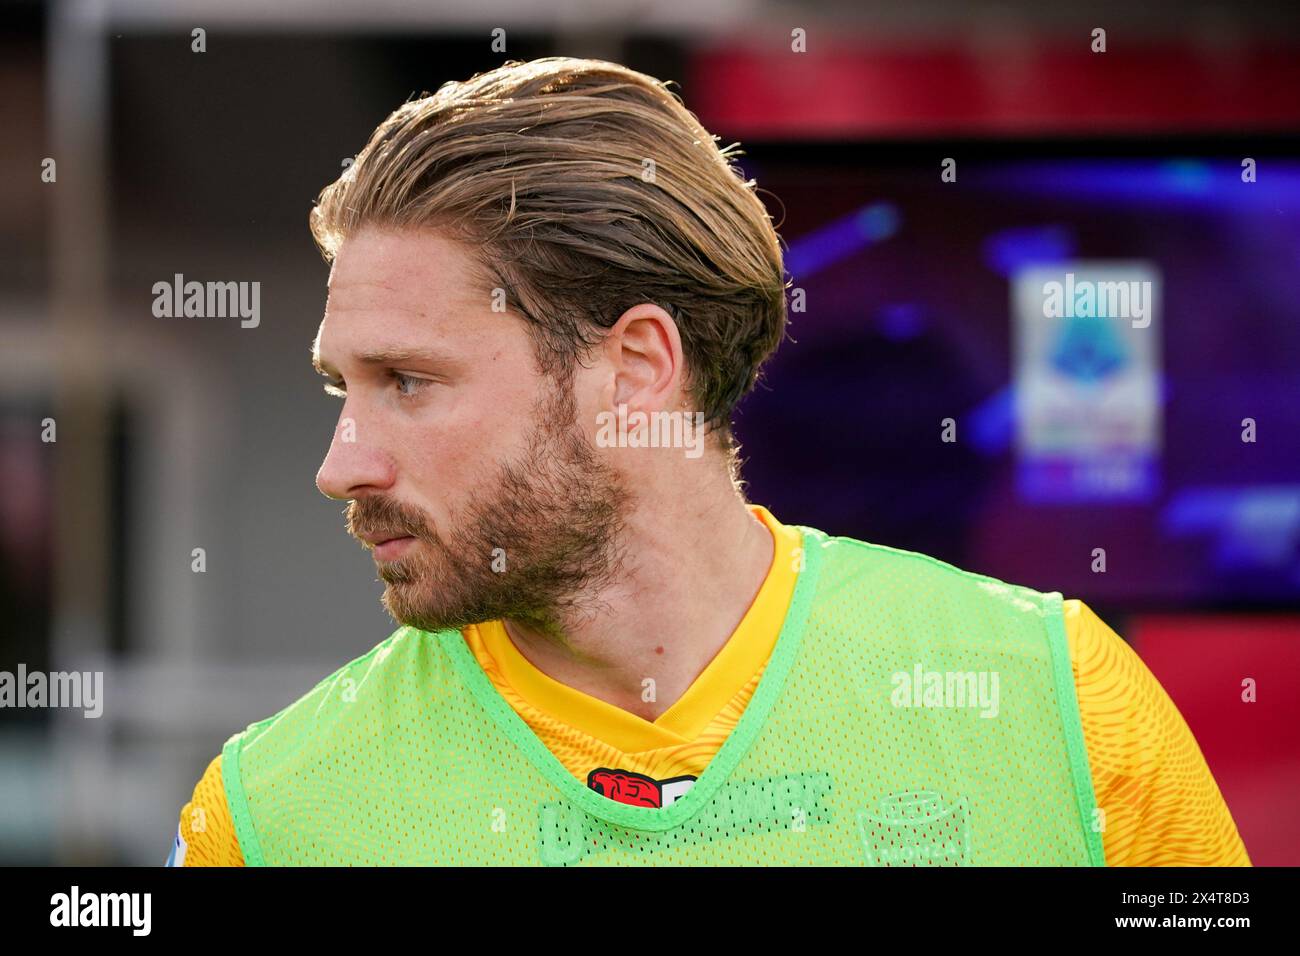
170, 57, 1249, 866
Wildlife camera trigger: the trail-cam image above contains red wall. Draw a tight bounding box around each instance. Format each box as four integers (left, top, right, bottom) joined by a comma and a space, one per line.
1132, 615, 1300, 866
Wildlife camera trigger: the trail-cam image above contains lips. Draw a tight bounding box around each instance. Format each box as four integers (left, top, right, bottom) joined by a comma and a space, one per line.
366, 533, 418, 563
357, 530, 411, 547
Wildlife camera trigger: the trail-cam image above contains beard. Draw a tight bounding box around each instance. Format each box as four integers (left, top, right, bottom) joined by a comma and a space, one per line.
344, 376, 631, 642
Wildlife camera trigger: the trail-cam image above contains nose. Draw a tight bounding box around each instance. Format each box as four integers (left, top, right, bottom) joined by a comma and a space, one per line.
315, 411, 397, 500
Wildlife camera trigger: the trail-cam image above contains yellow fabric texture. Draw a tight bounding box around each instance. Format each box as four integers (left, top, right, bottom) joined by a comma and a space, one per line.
177, 505, 1249, 866
1061, 600, 1250, 865
177, 753, 244, 867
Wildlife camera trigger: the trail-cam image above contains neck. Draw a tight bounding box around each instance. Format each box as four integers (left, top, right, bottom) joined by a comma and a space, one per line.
501, 473, 774, 722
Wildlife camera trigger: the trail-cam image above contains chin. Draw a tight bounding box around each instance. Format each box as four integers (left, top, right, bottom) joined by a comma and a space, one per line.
382, 586, 456, 633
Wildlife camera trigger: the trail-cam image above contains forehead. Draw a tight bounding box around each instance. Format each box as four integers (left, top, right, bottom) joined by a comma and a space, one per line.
315, 226, 505, 359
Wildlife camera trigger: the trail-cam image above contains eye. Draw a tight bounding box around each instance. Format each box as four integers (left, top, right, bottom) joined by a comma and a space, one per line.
392, 371, 433, 399
323, 379, 346, 398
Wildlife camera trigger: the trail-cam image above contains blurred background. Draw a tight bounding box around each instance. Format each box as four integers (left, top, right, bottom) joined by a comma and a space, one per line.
2, 0, 1298, 865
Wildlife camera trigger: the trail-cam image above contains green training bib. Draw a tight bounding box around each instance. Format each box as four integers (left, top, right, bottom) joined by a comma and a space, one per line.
223, 525, 1104, 866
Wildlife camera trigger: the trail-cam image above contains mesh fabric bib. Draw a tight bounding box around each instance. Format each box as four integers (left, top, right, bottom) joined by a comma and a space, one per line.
223, 526, 1104, 866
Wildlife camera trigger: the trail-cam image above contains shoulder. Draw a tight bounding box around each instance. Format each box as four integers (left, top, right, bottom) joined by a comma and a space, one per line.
231, 625, 452, 751
1060, 598, 1136, 675
801, 525, 1063, 615
1060, 599, 1252, 865
213, 626, 463, 862
221, 626, 466, 800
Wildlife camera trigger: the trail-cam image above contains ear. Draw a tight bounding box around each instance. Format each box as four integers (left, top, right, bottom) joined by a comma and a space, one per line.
600, 303, 685, 416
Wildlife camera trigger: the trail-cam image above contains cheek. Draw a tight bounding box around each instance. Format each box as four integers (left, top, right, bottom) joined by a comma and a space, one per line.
402, 383, 536, 508
402, 416, 477, 514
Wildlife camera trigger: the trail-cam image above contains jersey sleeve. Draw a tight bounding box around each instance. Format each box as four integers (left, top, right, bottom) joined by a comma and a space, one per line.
1063, 599, 1251, 866
168, 753, 245, 867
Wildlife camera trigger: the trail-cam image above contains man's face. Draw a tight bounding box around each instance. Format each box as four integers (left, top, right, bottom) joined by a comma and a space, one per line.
313, 226, 630, 635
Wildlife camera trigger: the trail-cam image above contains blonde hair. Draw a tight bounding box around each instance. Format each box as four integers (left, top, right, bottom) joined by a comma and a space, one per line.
310, 57, 788, 450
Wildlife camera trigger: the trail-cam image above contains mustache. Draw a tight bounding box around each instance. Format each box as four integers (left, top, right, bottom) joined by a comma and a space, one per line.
345, 496, 430, 543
